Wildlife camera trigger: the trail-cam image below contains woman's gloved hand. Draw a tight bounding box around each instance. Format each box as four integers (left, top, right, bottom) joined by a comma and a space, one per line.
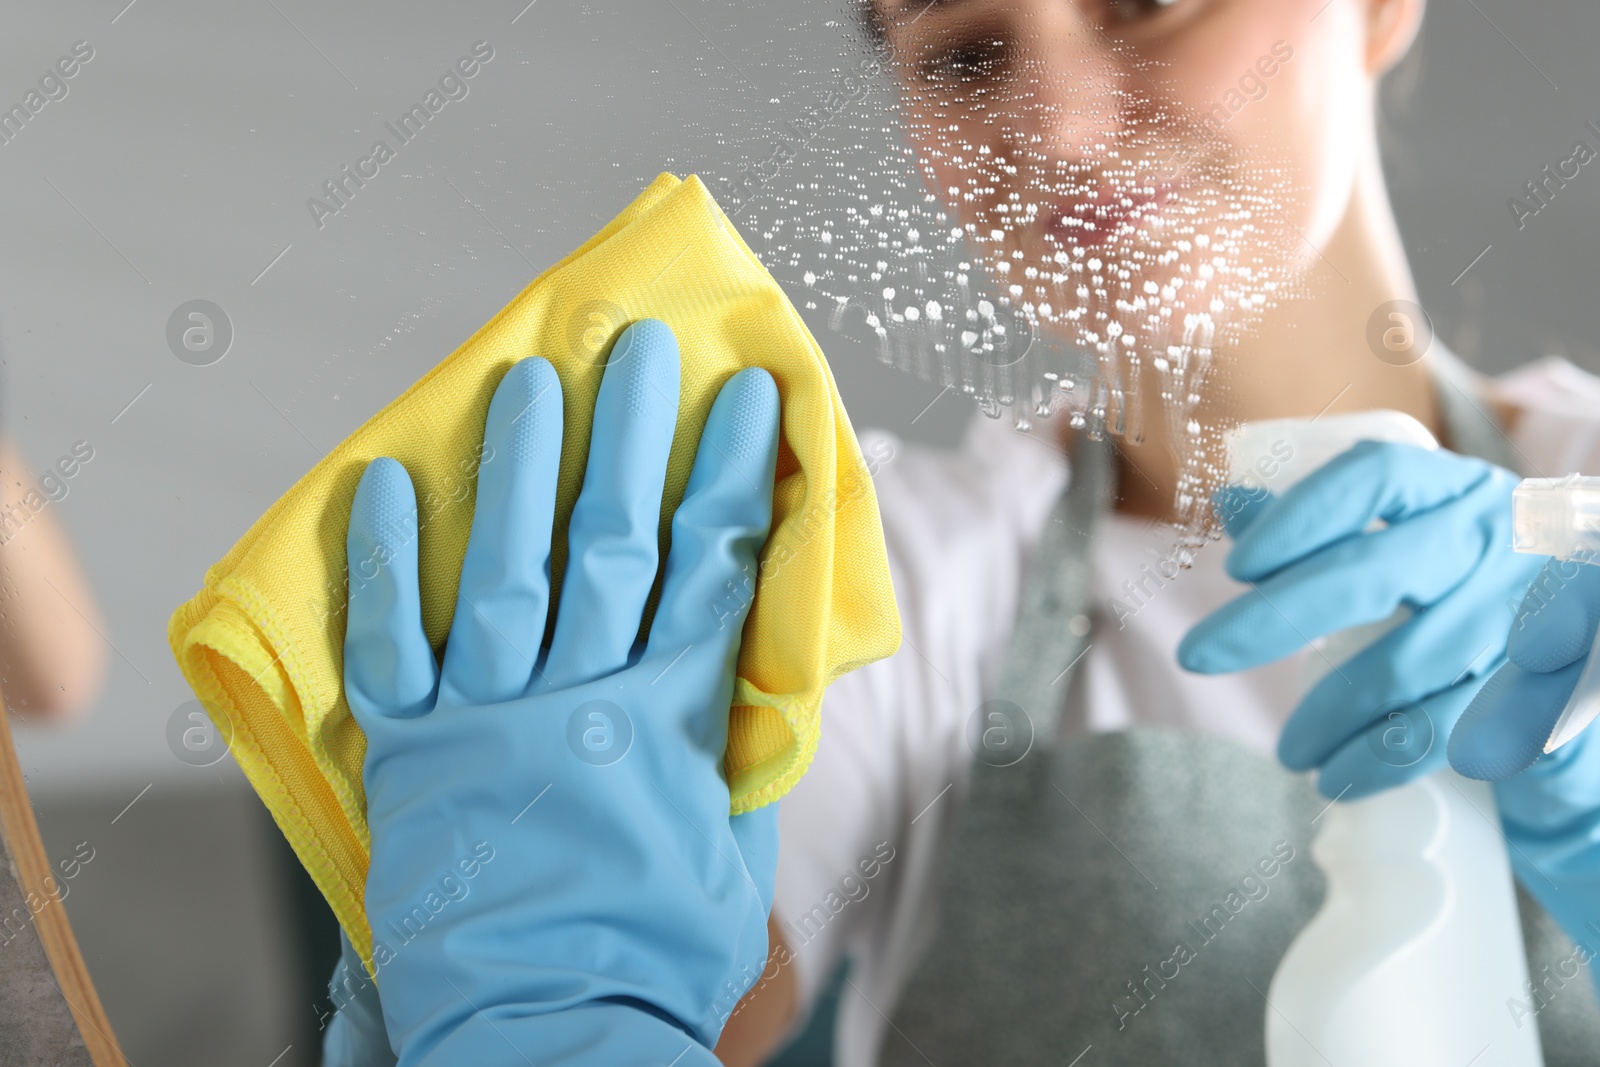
1178, 441, 1544, 800
341, 320, 781, 1066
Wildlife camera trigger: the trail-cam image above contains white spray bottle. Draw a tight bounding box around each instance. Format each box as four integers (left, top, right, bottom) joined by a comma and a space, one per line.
1228, 411, 1541, 1067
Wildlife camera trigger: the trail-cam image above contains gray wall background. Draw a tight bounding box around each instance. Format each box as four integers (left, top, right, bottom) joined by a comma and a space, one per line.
0, 0, 1595, 1063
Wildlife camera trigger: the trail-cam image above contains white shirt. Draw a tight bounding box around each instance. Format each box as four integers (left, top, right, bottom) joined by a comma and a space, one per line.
770, 356, 1600, 1067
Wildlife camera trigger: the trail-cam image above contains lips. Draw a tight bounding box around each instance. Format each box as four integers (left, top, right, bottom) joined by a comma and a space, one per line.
1045, 184, 1171, 249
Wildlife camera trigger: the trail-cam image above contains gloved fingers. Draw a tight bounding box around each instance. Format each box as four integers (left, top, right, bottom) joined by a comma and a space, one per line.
1313, 683, 1475, 800
1179, 496, 1497, 674
1177, 584, 1309, 675
1225, 442, 1498, 582
440, 358, 564, 704
1279, 580, 1525, 770
1508, 560, 1600, 674
729, 800, 781, 917
1450, 658, 1585, 781
544, 320, 681, 689
1211, 484, 1274, 540
345, 458, 438, 722
1491, 702, 1600, 827
647, 368, 779, 666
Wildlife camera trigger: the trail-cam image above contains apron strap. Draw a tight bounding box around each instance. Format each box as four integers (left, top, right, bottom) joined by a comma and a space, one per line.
996, 432, 1114, 742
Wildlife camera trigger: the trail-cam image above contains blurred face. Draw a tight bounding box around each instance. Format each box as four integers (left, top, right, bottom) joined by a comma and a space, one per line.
875, 0, 1382, 437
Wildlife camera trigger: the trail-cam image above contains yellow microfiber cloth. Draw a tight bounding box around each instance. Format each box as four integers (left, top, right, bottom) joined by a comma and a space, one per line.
168, 173, 901, 963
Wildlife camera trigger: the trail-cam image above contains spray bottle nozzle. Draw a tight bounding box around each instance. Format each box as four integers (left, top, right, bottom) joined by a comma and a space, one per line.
1512, 475, 1600, 563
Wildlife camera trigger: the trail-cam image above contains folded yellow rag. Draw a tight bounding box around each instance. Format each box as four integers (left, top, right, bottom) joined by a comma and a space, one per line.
169, 173, 901, 962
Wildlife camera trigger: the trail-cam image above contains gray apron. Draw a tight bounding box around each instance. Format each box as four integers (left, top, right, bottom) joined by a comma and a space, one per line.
881, 357, 1600, 1066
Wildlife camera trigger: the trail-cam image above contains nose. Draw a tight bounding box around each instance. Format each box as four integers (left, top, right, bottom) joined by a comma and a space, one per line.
996, 7, 1136, 165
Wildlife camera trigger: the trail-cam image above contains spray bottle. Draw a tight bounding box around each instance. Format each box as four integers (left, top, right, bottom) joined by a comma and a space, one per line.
1228, 411, 1542, 1067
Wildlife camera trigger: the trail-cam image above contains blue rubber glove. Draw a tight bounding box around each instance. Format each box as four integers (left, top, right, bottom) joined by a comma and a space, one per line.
321, 932, 396, 1067
1178, 441, 1544, 800
1449, 561, 1600, 959
345, 319, 781, 1066
1480, 711, 1600, 973
1451, 559, 1600, 779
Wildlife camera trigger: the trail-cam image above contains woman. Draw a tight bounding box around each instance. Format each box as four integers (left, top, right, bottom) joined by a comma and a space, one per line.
319, 1, 1600, 1063
715, 0, 1600, 1063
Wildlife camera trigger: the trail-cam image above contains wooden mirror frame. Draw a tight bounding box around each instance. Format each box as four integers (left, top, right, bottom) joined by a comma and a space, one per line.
0, 708, 123, 1065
